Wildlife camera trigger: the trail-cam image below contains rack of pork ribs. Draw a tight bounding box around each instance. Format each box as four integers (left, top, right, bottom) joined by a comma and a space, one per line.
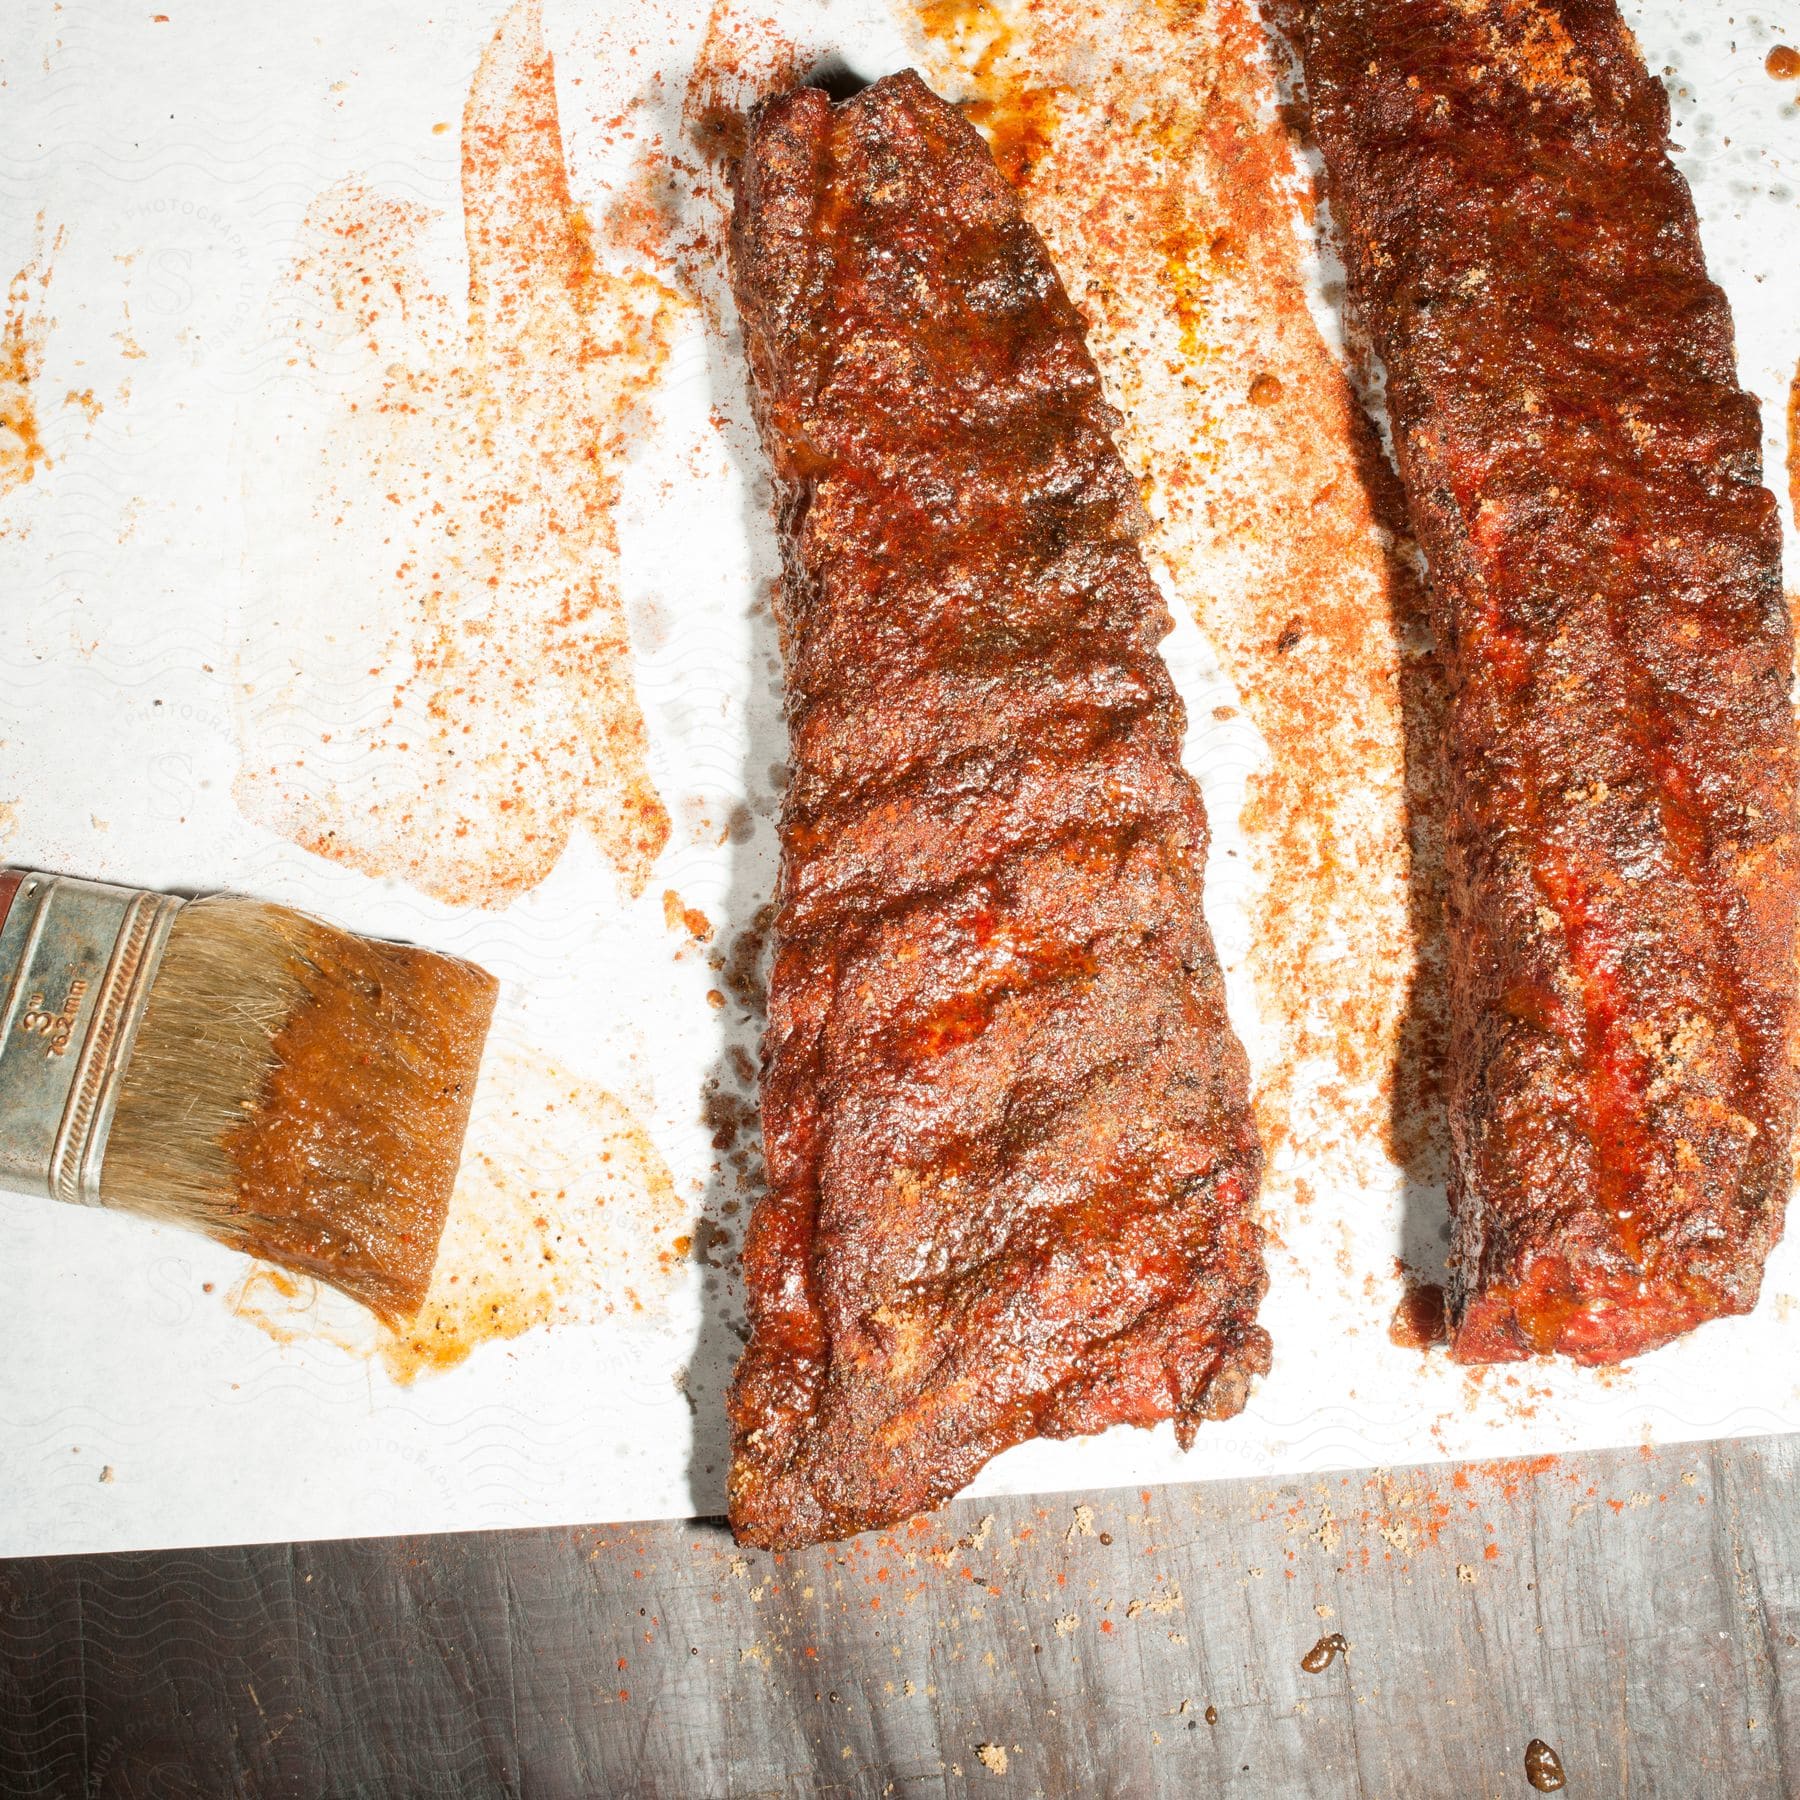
720, 0, 1800, 1547
1278, 0, 1799, 1362
724, 71, 1270, 1550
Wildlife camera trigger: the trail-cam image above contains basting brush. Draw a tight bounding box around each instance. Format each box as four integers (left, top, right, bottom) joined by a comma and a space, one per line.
0, 869, 498, 1322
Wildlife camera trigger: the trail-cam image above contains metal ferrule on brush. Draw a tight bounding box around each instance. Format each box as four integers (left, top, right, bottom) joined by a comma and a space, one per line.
0, 873, 184, 1206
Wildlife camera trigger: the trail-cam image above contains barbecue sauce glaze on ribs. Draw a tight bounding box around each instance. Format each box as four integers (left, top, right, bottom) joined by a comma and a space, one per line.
726, 72, 1269, 1548
1279, 0, 1800, 1361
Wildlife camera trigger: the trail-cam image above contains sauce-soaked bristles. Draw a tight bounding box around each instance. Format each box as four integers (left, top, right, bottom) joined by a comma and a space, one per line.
99, 897, 497, 1324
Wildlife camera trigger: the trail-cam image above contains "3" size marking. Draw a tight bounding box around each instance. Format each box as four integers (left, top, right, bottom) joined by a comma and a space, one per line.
19, 980, 89, 1057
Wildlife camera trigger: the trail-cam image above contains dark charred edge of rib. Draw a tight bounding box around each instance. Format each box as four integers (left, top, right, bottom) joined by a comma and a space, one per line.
730, 1302, 1272, 1552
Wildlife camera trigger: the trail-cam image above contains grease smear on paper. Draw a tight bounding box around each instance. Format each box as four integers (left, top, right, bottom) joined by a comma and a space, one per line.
234, 0, 683, 909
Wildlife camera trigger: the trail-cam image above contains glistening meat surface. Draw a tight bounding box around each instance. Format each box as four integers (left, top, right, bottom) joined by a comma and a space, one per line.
1279, 0, 1800, 1361
726, 71, 1269, 1548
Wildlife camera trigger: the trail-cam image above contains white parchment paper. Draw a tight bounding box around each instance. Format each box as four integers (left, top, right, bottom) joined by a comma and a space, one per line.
2, 0, 1799, 1555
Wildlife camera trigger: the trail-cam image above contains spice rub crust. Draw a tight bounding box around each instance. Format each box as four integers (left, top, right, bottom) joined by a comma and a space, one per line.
1282, 0, 1800, 1361
727, 72, 1269, 1546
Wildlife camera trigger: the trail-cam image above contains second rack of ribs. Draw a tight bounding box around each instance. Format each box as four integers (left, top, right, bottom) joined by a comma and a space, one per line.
1282, 0, 1800, 1362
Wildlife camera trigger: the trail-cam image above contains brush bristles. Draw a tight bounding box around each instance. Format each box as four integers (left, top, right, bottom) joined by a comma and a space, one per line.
100, 900, 299, 1224
99, 897, 498, 1323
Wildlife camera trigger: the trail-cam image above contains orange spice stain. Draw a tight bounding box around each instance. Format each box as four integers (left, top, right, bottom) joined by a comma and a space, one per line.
224, 1040, 691, 1379
234, 0, 682, 910
663, 887, 714, 943
1, 221, 68, 495
910, 0, 1443, 1207
385, 1046, 688, 1380
1788, 356, 1800, 531
236, 1266, 299, 1308
228, 1266, 369, 1356
918, 0, 1061, 187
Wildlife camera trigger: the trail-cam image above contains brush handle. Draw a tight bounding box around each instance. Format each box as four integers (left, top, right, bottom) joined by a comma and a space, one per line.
0, 871, 184, 1206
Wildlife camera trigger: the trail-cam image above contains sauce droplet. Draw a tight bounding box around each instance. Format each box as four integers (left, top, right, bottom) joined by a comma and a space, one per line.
1524, 1739, 1566, 1791
1767, 45, 1800, 79
1300, 1631, 1348, 1672
1249, 371, 1284, 406
1389, 1280, 1449, 1348
1204, 1703, 1218, 1725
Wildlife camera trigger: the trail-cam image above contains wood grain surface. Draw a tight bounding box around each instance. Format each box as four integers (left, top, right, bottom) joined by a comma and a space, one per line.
5, 1436, 1800, 1797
